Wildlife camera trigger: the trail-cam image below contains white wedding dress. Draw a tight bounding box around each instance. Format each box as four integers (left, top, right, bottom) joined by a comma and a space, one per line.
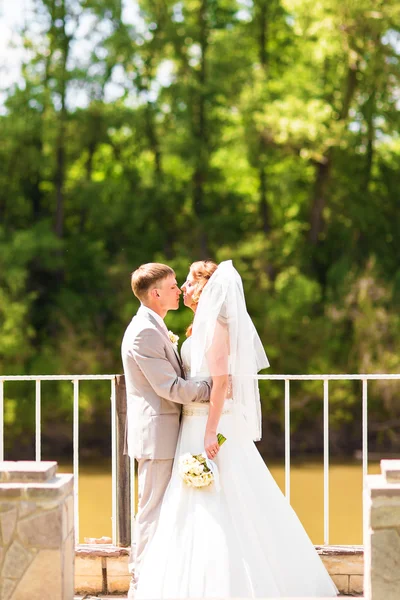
135, 337, 338, 598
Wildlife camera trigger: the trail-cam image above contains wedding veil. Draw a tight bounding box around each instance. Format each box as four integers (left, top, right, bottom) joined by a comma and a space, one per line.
190, 260, 269, 440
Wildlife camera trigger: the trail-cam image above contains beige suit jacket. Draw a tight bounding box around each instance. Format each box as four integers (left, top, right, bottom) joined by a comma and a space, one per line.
121, 307, 209, 459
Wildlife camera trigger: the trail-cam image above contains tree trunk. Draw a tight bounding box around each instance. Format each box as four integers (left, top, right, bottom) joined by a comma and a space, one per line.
257, 1, 271, 236
30, 0, 57, 222
55, 136, 65, 239
145, 101, 162, 180
191, 0, 209, 259
259, 164, 270, 235
145, 98, 173, 258
258, 0, 268, 71
54, 0, 70, 240
363, 89, 376, 193
309, 154, 332, 245
31, 168, 43, 220
308, 61, 358, 246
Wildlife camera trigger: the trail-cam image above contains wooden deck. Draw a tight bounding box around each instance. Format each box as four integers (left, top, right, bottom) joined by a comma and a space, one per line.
74, 597, 362, 599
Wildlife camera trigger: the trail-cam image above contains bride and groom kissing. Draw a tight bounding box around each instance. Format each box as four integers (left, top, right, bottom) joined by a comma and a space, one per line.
121, 260, 338, 599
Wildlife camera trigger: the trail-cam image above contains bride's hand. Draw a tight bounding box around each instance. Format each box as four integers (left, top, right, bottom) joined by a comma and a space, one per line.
205, 431, 219, 460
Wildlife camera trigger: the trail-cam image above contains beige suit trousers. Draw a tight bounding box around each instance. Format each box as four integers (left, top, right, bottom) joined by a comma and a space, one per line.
131, 458, 173, 587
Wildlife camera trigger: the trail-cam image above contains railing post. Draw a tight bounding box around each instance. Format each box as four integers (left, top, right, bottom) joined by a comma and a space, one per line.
284, 379, 290, 503
73, 378, 80, 545
323, 379, 329, 545
115, 375, 131, 547
362, 378, 368, 480
0, 380, 3, 462
35, 379, 41, 461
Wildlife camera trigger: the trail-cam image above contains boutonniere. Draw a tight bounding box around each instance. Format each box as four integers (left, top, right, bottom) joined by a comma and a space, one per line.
168, 330, 179, 347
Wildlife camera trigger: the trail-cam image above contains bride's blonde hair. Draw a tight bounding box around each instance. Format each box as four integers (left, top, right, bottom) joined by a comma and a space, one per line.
186, 260, 218, 337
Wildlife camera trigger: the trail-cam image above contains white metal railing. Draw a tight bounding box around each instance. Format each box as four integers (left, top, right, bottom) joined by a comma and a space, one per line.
1, 372, 399, 546
255, 373, 400, 544
0, 375, 117, 545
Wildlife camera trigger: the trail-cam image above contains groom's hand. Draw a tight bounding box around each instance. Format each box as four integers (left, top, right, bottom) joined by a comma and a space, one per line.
205, 431, 219, 460
192, 380, 211, 403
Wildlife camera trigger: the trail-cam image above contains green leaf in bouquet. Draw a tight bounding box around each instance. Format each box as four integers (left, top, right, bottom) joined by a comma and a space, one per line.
217, 433, 227, 446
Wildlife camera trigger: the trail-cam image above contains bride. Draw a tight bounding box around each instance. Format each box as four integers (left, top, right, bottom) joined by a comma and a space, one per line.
135, 259, 338, 598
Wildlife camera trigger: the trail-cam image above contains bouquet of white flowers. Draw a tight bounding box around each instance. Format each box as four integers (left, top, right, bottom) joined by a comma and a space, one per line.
178, 433, 226, 489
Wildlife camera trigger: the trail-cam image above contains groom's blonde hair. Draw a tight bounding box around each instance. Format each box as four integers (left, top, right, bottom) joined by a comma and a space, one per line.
131, 263, 175, 301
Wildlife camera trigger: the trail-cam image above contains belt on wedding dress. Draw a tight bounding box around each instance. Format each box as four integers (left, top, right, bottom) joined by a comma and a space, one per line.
182, 401, 233, 417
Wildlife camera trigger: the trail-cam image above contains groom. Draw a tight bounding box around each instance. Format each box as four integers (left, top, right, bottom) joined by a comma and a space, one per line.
121, 263, 210, 597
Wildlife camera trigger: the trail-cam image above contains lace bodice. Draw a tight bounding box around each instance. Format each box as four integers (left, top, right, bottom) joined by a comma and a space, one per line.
180, 337, 233, 416
181, 337, 211, 383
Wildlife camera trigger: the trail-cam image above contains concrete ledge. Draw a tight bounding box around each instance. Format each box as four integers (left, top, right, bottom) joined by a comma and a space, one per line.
0, 461, 58, 483
76, 544, 129, 558
0, 474, 74, 501
381, 459, 400, 482
75, 544, 364, 596
316, 545, 363, 556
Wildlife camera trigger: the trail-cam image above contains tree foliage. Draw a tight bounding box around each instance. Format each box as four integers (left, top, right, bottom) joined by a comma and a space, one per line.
1, 0, 400, 458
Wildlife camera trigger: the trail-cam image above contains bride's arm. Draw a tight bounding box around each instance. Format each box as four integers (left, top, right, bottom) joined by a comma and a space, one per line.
204, 320, 229, 459
204, 376, 228, 458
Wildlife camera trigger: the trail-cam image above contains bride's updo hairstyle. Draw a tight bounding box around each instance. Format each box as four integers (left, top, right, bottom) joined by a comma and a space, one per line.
186, 260, 218, 337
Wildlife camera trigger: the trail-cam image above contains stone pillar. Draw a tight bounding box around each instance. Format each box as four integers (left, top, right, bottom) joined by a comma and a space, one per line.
0, 461, 74, 600
364, 459, 400, 600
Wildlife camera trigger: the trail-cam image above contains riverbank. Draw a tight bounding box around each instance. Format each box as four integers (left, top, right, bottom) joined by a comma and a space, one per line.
60, 459, 381, 545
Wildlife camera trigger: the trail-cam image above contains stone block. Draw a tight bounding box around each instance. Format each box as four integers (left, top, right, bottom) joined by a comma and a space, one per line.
106, 554, 129, 577
106, 554, 130, 594
75, 554, 103, 578
370, 494, 400, 529
63, 531, 75, 600
0, 507, 17, 546
62, 493, 74, 541
1, 577, 16, 600
349, 574, 364, 594
17, 506, 62, 549
11, 549, 61, 600
1, 540, 33, 579
35, 498, 60, 511
321, 553, 363, 575
74, 575, 103, 594
370, 528, 400, 598
0, 462, 74, 600
75, 554, 103, 595
62, 501, 68, 542
66, 494, 74, 534
107, 575, 130, 593
331, 574, 349, 594
18, 501, 36, 518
